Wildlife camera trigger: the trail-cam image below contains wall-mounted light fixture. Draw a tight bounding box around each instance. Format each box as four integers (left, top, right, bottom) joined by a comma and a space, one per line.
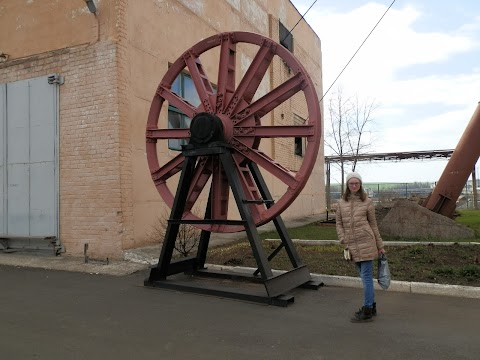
85, 0, 97, 14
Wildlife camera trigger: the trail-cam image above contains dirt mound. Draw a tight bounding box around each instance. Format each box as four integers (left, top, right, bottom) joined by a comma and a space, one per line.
375, 205, 392, 223
379, 199, 475, 240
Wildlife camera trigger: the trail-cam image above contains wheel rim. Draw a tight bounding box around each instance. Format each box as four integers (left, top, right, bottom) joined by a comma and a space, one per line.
146, 32, 321, 233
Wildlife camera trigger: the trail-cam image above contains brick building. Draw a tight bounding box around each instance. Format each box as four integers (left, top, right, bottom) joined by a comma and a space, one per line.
0, 0, 324, 259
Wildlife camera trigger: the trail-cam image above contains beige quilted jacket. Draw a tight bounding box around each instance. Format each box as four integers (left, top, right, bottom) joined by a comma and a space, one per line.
336, 194, 384, 262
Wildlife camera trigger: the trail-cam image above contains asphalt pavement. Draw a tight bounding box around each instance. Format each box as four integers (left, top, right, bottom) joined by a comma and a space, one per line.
1, 213, 480, 359
1, 264, 479, 360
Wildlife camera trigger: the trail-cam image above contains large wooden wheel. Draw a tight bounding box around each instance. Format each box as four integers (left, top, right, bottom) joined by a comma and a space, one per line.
146, 32, 321, 233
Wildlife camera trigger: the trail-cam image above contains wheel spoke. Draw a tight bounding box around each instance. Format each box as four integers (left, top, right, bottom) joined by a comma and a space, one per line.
232, 159, 263, 222
210, 158, 230, 222
223, 41, 275, 117
183, 50, 216, 113
230, 138, 297, 188
233, 72, 305, 125
184, 157, 212, 212
147, 128, 190, 140
151, 154, 185, 184
233, 125, 314, 139
216, 34, 236, 113
156, 84, 197, 118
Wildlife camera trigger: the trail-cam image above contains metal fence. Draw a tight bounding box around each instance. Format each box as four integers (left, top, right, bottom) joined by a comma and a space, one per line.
456, 194, 480, 210
327, 182, 480, 210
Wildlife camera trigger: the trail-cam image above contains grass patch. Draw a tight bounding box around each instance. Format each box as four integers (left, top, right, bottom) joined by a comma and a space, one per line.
205, 209, 480, 287
455, 209, 480, 237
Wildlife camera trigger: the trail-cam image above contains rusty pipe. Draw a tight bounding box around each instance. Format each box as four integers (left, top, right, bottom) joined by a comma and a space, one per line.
424, 101, 480, 217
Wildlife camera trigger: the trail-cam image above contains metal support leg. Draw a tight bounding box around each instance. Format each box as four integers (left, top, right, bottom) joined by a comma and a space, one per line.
249, 162, 303, 268
148, 155, 198, 281
196, 193, 213, 269
219, 151, 274, 282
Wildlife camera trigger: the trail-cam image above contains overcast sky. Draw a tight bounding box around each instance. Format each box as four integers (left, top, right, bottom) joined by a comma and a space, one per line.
290, 0, 480, 184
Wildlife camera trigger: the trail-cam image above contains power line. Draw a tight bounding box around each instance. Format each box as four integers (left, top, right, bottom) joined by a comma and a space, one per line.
282, 0, 318, 43
320, 0, 396, 102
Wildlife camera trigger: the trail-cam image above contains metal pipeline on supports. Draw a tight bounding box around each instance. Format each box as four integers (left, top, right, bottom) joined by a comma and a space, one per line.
424, 101, 480, 217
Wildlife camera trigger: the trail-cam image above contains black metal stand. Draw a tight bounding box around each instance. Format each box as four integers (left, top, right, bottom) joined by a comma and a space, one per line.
145, 143, 322, 306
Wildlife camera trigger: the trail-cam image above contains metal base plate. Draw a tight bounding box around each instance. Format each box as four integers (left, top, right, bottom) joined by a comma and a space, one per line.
144, 273, 296, 307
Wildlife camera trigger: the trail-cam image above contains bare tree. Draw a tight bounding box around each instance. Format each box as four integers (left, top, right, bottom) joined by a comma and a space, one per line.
325, 87, 378, 192
147, 207, 202, 257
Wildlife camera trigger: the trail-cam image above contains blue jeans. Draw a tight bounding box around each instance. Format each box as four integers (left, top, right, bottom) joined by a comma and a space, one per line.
356, 260, 375, 308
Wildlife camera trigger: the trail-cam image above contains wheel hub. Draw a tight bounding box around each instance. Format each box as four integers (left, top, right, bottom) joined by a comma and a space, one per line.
189, 112, 224, 145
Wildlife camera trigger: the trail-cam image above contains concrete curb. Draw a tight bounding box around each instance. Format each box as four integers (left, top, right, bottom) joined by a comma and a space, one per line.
313, 274, 480, 299
265, 239, 480, 246
205, 264, 480, 300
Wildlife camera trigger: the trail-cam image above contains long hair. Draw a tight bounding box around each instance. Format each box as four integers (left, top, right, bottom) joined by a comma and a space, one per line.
342, 184, 367, 202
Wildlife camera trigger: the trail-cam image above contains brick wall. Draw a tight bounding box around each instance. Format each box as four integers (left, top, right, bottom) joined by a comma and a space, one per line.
268, 14, 324, 216
60, 42, 125, 259
0, 41, 128, 259
115, 0, 135, 252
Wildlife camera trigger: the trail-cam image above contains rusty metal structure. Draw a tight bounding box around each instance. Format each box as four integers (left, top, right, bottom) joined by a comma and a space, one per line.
324, 150, 455, 211
143, 32, 322, 305
424, 102, 480, 217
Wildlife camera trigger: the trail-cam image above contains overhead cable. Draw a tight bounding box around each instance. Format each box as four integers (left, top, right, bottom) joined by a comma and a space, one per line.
320, 0, 397, 102
282, 0, 318, 43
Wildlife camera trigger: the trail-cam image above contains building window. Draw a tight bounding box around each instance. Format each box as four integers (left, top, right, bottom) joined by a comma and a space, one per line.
294, 137, 303, 156
279, 21, 294, 53
293, 114, 305, 157
168, 73, 201, 151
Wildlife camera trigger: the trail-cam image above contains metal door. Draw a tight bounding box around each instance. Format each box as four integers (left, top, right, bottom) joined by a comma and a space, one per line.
0, 75, 59, 251
0, 84, 5, 236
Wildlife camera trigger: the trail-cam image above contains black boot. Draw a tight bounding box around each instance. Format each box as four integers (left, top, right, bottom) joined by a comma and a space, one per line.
351, 306, 373, 323
354, 303, 376, 317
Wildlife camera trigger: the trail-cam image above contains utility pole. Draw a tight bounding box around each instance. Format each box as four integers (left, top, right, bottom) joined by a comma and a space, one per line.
472, 164, 478, 210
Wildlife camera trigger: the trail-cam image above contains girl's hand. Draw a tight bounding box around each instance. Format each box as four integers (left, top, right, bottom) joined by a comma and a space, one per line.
378, 248, 385, 255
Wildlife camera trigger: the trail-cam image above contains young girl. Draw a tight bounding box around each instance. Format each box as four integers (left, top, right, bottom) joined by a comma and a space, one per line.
336, 172, 385, 322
